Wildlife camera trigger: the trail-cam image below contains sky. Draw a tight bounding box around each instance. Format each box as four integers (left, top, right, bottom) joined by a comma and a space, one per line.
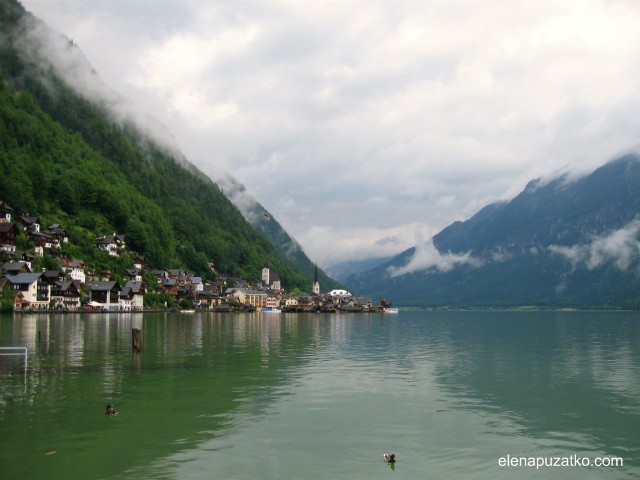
20, 0, 640, 268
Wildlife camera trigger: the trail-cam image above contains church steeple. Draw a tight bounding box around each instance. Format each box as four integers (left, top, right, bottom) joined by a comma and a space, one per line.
312, 265, 320, 295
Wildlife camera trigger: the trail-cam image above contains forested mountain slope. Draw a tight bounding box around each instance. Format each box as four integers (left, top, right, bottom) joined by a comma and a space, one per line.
0, 0, 332, 289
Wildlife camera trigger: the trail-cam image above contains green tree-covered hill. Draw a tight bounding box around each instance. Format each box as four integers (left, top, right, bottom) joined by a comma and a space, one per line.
0, 0, 333, 290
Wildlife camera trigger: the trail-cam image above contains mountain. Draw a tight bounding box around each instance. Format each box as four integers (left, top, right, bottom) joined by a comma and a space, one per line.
217, 174, 342, 291
347, 154, 640, 309
0, 0, 332, 290
325, 256, 394, 284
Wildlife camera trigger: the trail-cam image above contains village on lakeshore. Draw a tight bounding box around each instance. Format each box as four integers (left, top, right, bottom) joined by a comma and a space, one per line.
0, 201, 395, 313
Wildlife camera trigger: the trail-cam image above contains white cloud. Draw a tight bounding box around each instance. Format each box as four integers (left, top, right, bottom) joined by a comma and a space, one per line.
20, 0, 640, 267
549, 219, 640, 271
387, 230, 482, 277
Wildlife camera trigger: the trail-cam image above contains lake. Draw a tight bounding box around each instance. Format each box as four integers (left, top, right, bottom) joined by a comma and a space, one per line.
1, 310, 639, 479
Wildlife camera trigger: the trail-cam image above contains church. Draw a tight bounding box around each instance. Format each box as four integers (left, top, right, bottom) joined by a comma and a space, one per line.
261, 262, 281, 290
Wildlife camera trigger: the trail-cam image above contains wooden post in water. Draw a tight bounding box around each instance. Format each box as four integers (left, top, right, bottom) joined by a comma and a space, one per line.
132, 328, 142, 353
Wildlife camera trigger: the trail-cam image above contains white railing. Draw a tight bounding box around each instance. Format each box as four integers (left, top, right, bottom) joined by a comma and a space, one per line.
0, 346, 28, 372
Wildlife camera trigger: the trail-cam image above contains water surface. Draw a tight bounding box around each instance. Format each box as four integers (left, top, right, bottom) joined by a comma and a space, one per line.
1, 310, 639, 479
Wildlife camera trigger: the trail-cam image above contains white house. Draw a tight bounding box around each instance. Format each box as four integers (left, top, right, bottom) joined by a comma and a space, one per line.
120, 281, 146, 310
61, 258, 86, 284
85, 281, 121, 311
190, 276, 204, 293
7, 272, 51, 310
95, 233, 126, 257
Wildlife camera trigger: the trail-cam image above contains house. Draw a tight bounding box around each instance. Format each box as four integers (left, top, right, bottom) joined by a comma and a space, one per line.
124, 268, 143, 282
12, 251, 35, 270
46, 224, 68, 244
297, 295, 315, 310
50, 281, 82, 311
133, 255, 147, 270
30, 231, 58, 255
166, 269, 193, 284
265, 295, 280, 308
195, 291, 221, 309
85, 281, 121, 310
0, 201, 14, 223
283, 296, 299, 308
60, 258, 86, 283
18, 214, 40, 234
95, 233, 126, 257
352, 296, 373, 311
159, 278, 178, 296
225, 287, 267, 308
0, 222, 19, 254
190, 276, 203, 293
6, 272, 51, 310
2, 261, 31, 275
203, 280, 223, 295
120, 281, 146, 311
42, 270, 63, 285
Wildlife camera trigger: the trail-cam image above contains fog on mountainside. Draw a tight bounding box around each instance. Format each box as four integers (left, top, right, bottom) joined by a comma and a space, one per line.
0, 0, 335, 290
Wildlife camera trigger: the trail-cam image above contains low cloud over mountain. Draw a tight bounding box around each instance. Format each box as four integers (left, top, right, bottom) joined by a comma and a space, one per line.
348, 154, 640, 309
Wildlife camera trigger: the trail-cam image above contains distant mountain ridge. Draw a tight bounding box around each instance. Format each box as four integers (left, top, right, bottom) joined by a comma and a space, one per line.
325, 256, 394, 283
218, 174, 342, 291
348, 154, 640, 309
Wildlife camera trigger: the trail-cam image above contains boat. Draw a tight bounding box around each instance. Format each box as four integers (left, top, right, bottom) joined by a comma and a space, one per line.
382, 307, 399, 314
261, 307, 282, 313
179, 309, 195, 314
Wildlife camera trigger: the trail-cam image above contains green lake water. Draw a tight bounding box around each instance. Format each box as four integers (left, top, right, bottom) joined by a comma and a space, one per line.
1, 310, 639, 479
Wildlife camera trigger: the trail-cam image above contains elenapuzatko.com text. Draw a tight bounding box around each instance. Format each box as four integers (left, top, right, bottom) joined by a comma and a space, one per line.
498, 454, 623, 469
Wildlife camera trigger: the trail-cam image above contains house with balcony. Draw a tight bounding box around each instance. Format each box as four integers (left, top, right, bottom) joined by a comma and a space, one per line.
50, 281, 82, 311
6, 272, 51, 310
85, 281, 121, 310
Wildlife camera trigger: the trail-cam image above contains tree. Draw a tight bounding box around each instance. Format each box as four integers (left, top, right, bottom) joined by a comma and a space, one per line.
0, 284, 14, 312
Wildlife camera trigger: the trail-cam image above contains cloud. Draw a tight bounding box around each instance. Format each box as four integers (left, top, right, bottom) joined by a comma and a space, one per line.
387, 230, 482, 277
15, 11, 186, 161
20, 0, 640, 267
548, 219, 640, 271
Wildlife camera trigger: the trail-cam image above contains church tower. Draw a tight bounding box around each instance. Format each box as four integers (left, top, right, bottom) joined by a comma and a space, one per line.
312, 265, 320, 295
262, 262, 270, 285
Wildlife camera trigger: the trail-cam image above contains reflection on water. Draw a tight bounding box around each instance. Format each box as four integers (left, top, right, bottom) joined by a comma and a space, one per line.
1, 311, 639, 479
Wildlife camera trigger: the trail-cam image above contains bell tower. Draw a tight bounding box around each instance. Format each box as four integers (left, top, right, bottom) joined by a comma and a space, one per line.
313, 265, 320, 295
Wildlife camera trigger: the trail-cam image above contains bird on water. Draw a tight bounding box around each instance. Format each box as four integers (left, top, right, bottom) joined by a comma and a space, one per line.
383, 453, 396, 463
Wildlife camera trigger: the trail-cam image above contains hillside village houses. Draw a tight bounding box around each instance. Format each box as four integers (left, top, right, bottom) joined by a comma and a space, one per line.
0, 200, 378, 312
